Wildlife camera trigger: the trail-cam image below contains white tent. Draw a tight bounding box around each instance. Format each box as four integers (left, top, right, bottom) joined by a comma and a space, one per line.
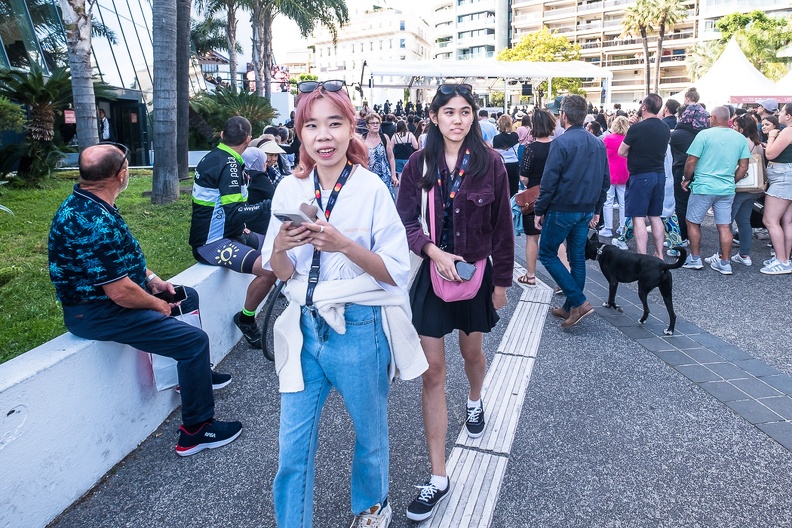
675, 38, 778, 106
362, 59, 614, 109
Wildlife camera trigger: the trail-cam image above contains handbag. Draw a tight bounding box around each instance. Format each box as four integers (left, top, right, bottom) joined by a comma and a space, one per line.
514, 185, 541, 214
149, 306, 202, 391
427, 186, 486, 302
736, 153, 766, 193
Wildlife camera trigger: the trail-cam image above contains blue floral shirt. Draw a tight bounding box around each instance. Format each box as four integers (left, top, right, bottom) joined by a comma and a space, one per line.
48, 185, 147, 305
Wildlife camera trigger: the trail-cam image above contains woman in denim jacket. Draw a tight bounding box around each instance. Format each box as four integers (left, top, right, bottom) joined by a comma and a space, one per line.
396, 83, 514, 522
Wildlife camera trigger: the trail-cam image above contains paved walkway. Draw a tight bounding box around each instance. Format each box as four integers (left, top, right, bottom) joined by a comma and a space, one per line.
50, 224, 792, 528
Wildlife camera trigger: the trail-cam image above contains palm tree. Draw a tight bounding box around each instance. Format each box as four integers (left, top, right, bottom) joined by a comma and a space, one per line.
0, 67, 73, 185
249, 0, 348, 98
650, 0, 689, 94
152, 0, 179, 204
621, 0, 654, 96
191, 17, 242, 57
58, 0, 99, 152
177, 0, 191, 181
686, 41, 724, 82
196, 0, 242, 92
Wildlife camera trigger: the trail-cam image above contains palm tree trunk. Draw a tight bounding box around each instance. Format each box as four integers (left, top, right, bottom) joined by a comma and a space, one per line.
263, 6, 274, 100
226, 0, 238, 93
152, 0, 179, 204
59, 0, 98, 151
641, 28, 650, 96
176, 0, 191, 181
654, 22, 666, 95
251, 1, 265, 96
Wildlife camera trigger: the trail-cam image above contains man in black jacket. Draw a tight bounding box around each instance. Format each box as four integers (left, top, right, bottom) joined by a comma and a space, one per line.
534, 95, 610, 327
189, 117, 277, 348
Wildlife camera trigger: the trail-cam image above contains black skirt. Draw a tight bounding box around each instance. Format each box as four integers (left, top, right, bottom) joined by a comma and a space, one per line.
410, 258, 500, 338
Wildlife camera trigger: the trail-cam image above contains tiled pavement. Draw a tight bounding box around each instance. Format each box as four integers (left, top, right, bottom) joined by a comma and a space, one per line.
542, 247, 792, 452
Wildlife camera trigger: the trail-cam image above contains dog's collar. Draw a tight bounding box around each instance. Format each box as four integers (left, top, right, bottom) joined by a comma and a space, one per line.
596, 243, 607, 260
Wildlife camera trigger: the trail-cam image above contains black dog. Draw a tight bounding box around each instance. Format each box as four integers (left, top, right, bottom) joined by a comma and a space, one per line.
585, 233, 686, 335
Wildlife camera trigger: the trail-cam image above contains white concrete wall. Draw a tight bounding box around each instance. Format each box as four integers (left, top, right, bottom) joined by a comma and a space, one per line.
0, 264, 253, 528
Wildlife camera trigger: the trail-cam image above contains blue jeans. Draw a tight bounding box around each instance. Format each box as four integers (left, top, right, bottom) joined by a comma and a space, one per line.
273, 304, 390, 527
62, 287, 214, 426
539, 211, 592, 310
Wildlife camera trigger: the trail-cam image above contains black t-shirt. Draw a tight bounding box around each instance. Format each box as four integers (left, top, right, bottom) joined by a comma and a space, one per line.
519, 140, 551, 188
492, 131, 519, 150
623, 118, 671, 174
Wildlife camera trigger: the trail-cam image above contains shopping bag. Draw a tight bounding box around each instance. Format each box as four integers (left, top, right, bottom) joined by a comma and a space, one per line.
149, 308, 202, 391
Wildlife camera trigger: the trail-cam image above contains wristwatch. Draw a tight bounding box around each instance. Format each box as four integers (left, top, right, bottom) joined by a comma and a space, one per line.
144, 273, 158, 285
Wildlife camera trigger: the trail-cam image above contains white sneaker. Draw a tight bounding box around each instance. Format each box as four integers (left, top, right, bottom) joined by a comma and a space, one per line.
598, 227, 614, 238
760, 259, 792, 275
704, 253, 721, 265
612, 238, 628, 250
710, 259, 733, 275
731, 254, 752, 266
764, 256, 779, 267
667, 249, 680, 257
351, 500, 392, 528
682, 255, 704, 270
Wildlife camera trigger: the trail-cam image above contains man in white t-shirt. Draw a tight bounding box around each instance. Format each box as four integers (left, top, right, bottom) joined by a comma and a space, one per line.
478, 110, 497, 146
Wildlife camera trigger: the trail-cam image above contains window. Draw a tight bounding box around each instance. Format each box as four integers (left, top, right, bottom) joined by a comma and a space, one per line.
400, 39, 406, 48
400, 20, 405, 31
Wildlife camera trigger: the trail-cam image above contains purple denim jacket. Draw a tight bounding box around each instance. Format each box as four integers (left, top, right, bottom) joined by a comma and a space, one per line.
396, 148, 515, 288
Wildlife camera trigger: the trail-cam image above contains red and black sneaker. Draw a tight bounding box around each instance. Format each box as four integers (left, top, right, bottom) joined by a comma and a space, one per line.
175, 419, 242, 457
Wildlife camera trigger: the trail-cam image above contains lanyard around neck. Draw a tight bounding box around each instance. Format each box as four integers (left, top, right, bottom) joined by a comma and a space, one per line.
436, 148, 471, 211
305, 161, 352, 306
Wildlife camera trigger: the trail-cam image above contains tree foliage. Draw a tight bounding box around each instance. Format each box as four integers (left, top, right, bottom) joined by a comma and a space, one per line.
0, 97, 25, 138
714, 11, 792, 80
189, 86, 277, 149
497, 27, 583, 99
650, 0, 688, 93
191, 17, 242, 56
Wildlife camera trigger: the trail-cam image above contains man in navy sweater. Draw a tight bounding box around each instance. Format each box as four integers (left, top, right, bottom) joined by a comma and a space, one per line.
534, 95, 610, 327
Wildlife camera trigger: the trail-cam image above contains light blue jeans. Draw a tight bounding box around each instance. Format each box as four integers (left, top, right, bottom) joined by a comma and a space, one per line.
273, 304, 390, 527
539, 210, 592, 310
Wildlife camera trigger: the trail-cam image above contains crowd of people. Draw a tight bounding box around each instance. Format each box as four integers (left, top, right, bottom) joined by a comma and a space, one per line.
46, 81, 790, 528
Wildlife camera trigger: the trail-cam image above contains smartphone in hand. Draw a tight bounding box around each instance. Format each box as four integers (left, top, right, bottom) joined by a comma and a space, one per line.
455, 261, 477, 281
154, 285, 187, 303
273, 209, 313, 225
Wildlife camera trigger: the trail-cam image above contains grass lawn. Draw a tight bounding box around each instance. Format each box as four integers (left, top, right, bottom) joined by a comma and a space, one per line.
0, 173, 195, 364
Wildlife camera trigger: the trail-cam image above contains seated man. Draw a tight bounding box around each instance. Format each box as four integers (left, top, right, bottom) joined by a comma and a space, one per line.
48, 143, 242, 456
189, 116, 278, 347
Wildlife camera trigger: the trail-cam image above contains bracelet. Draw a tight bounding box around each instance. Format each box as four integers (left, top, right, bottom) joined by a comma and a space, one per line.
144, 273, 158, 285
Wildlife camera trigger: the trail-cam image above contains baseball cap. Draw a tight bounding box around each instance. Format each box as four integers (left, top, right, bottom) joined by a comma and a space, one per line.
259, 141, 285, 154
759, 99, 778, 112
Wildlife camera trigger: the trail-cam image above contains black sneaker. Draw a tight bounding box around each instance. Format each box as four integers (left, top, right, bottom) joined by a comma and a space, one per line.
465, 401, 486, 438
406, 478, 450, 521
175, 419, 242, 457
233, 311, 262, 348
175, 370, 231, 393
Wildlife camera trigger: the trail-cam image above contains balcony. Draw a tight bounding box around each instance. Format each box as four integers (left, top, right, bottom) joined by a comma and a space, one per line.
577, 1, 603, 12
543, 5, 577, 18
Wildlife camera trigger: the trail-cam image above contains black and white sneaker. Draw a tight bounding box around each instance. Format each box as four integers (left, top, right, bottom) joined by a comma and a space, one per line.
406, 478, 450, 521
465, 401, 486, 438
233, 311, 262, 348
175, 419, 242, 456
175, 370, 231, 394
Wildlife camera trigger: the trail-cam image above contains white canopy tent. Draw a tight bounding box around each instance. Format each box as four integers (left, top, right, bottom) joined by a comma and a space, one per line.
674, 38, 783, 106
774, 69, 792, 96
362, 59, 614, 111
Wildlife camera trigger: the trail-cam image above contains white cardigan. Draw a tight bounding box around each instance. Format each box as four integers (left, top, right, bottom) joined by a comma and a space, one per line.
273, 274, 428, 392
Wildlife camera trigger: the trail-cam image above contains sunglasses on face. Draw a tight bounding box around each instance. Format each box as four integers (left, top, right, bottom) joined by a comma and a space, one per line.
438, 83, 473, 96
100, 141, 129, 175
297, 79, 345, 93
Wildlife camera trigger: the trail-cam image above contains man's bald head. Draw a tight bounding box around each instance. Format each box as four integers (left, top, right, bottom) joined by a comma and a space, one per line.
710, 106, 730, 126
79, 144, 127, 182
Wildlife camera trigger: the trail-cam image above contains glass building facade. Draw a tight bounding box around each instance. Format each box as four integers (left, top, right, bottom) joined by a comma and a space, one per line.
0, 0, 205, 164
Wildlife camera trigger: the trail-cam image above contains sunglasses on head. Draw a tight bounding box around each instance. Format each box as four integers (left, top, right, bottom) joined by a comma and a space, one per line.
437, 83, 473, 96
99, 141, 129, 176
297, 79, 346, 94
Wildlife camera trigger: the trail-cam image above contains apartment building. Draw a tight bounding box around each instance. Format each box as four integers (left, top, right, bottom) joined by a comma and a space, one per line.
308, 1, 431, 104
432, 0, 511, 61
511, 0, 698, 105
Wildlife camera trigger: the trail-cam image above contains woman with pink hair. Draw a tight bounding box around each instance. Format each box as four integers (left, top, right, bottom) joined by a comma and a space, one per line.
261, 80, 421, 527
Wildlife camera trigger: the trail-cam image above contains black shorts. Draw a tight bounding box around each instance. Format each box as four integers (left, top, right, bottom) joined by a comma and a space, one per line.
193, 232, 264, 274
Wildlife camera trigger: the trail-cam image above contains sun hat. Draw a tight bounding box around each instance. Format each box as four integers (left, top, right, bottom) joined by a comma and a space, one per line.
259, 141, 285, 154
